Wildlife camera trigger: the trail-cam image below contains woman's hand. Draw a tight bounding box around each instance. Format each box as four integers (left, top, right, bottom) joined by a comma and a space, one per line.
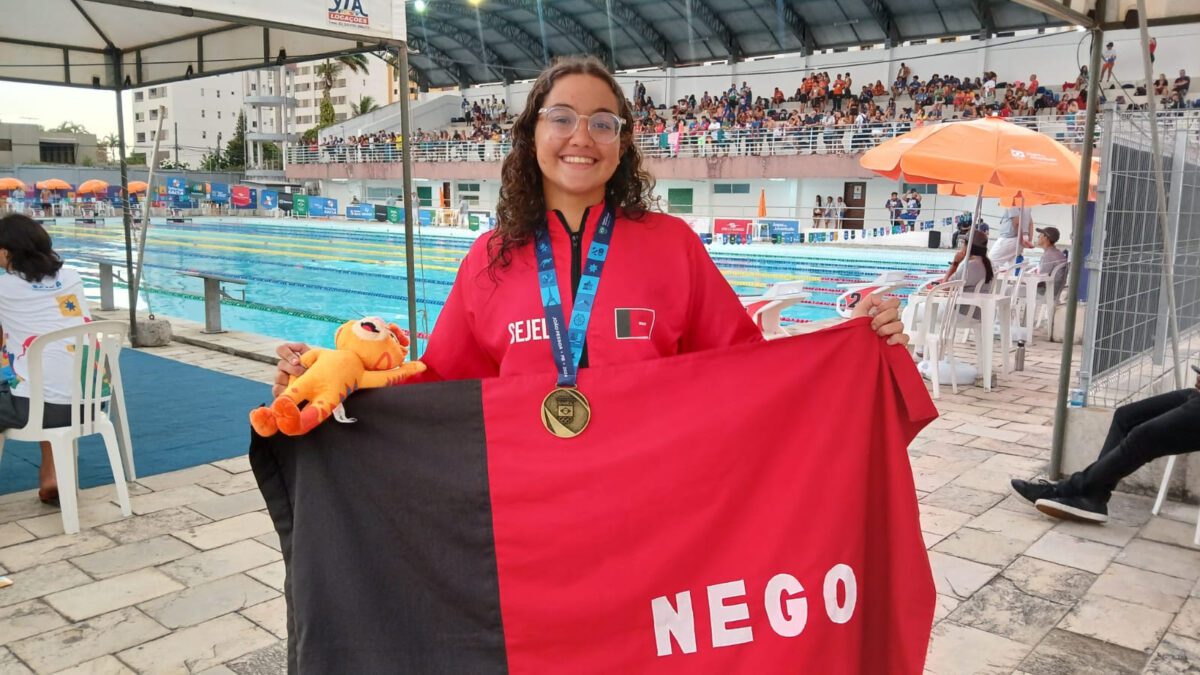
273, 342, 311, 397
851, 294, 909, 347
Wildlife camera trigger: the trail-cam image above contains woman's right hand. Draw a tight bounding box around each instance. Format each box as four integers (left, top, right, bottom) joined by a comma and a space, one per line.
273, 342, 311, 397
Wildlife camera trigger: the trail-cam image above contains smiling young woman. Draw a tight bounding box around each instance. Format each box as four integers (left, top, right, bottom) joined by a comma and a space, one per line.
274, 56, 907, 399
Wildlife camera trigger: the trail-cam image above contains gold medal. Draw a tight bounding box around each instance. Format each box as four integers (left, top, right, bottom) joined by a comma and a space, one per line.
541, 387, 590, 438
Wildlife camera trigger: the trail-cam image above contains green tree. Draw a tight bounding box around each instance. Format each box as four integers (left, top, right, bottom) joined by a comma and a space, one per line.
199, 151, 224, 172
49, 121, 90, 134
222, 111, 248, 170
318, 97, 336, 128
127, 152, 147, 166
351, 95, 380, 116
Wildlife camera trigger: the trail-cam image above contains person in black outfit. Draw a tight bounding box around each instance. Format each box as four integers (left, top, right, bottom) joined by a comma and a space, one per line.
1011, 368, 1200, 522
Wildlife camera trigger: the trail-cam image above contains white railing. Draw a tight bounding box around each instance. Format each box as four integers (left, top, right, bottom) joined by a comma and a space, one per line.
281, 113, 1176, 165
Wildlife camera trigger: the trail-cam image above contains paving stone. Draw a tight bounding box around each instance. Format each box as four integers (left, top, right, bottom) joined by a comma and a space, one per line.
1117, 539, 1200, 581
919, 503, 975, 536
1154, 500, 1200, 526
1001, 556, 1097, 606
0, 561, 93, 610
912, 467, 959, 493
172, 512, 275, 550
136, 465, 232, 492
240, 596, 287, 639
0, 523, 34, 549
0, 530, 115, 572
0, 599, 70, 646
1089, 563, 1192, 614
139, 573, 278, 629
947, 577, 1070, 645
225, 640, 288, 675
17, 501, 132, 539
923, 531, 947, 549
927, 551, 999, 600
1105, 492, 1156, 528
53, 654, 137, 675
952, 424, 1028, 443
949, 467, 1018, 495
924, 621, 1028, 675
1018, 628, 1148, 675
1060, 593, 1175, 653
246, 561, 285, 592
933, 527, 1029, 567
197, 667, 238, 675
1143, 632, 1200, 675
159, 540, 281, 587
8, 607, 167, 673
96, 506, 211, 545
118, 613, 276, 674
254, 533, 281, 552
967, 505, 1056, 543
1025, 531, 1120, 574
0, 499, 59, 526
977, 453, 1047, 476
933, 594, 959, 623
967, 436, 1045, 458
1170, 597, 1200, 640
1050, 518, 1140, 547
199, 472, 261, 497
921, 484, 1007, 516
189, 490, 267, 521
71, 535, 197, 579
0, 647, 33, 674
129, 485, 222, 516
1140, 517, 1200, 549
212, 456, 253, 474
45, 568, 184, 621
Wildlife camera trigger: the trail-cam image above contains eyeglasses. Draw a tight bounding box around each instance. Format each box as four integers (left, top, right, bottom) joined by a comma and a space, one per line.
538, 106, 625, 144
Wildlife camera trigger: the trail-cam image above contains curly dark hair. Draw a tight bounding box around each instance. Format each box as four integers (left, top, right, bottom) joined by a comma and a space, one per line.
0, 214, 63, 283
489, 55, 656, 271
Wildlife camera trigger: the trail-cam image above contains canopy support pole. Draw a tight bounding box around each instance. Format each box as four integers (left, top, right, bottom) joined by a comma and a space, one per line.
1050, 2, 1105, 478
110, 48, 140, 347
397, 45, 420, 357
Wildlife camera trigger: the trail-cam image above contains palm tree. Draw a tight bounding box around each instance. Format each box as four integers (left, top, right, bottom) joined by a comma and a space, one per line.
316, 54, 371, 101
351, 96, 380, 116
49, 121, 90, 134
101, 133, 121, 164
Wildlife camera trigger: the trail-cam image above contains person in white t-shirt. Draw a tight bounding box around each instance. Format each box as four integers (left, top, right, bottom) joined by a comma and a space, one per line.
989, 205, 1033, 268
0, 214, 94, 505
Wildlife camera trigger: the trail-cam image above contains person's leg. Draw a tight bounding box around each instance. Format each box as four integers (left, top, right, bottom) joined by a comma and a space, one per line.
1060, 388, 1199, 501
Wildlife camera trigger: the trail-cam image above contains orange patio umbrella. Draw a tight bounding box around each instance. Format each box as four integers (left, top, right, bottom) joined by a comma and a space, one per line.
127, 181, 149, 194
861, 117, 1084, 199
0, 177, 26, 191
77, 179, 109, 194
35, 178, 71, 191
936, 182, 1094, 208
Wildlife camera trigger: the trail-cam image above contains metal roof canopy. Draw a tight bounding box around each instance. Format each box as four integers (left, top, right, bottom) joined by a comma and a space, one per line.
0, 0, 421, 349
1011, 0, 1200, 29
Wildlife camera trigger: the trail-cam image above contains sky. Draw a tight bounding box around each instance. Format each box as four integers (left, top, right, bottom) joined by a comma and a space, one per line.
0, 82, 133, 140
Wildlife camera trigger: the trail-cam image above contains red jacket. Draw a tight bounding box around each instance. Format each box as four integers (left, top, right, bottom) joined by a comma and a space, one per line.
417, 204, 763, 381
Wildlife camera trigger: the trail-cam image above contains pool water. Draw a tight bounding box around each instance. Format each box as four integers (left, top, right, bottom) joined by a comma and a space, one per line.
48, 219, 951, 350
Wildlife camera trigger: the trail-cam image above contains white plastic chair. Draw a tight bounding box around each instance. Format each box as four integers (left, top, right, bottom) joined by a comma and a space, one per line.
1152, 455, 1199, 546
740, 280, 810, 339
834, 270, 907, 318
1, 320, 133, 534
907, 280, 965, 399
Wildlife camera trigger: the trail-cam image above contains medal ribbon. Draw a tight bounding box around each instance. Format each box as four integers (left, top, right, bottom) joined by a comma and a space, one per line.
533, 205, 616, 388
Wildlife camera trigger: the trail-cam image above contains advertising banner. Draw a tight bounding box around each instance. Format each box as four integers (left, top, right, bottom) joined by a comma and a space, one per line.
308, 196, 338, 217
417, 208, 434, 226
231, 185, 252, 208
387, 206, 404, 224
712, 218, 753, 235
346, 203, 376, 220
260, 190, 279, 210
759, 219, 800, 235
293, 194, 309, 217
209, 183, 231, 204
278, 192, 294, 213
166, 176, 186, 197
374, 204, 388, 222
150, 0, 404, 41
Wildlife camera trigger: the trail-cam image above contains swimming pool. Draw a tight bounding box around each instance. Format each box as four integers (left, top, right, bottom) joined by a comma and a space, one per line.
48, 218, 952, 350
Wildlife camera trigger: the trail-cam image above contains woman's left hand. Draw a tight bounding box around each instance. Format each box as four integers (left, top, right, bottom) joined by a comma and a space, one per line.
851, 294, 909, 347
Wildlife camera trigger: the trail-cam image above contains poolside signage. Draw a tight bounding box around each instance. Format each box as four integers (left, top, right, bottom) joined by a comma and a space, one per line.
250, 323, 938, 673
346, 203, 375, 220
261, 191, 279, 210
209, 183, 231, 204
308, 196, 339, 218
231, 185, 256, 208
278, 192, 294, 213
759, 219, 800, 235
293, 194, 309, 217
166, 177, 186, 197
386, 206, 403, 224
712, 218, 753, 235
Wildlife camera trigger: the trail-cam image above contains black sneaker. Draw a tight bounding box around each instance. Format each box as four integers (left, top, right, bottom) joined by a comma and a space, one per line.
1010, 478, 1059, 505
1034, 495, 1109, 523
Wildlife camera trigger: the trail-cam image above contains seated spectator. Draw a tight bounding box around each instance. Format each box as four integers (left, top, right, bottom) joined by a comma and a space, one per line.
1011, 370, 1200, 523
0, 214, 97, 505
1035, 226, 1067, 297
1174, 69, 1191, 97
1154, 73, 1169, 96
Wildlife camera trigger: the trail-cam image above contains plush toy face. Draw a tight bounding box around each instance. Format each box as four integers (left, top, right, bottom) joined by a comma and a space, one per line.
333, 317, 410, 370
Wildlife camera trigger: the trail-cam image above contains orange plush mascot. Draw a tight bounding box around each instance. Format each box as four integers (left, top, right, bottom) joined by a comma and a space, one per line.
250, 317, 426, 436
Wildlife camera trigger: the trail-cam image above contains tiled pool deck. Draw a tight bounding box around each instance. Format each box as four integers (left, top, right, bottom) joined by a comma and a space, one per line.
0, 311, 1197, 674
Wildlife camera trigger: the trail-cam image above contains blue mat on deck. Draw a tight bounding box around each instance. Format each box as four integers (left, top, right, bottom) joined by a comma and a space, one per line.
0, 349, 270, 495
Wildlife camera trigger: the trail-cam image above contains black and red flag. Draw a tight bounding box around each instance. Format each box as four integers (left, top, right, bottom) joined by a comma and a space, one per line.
251, 318, 938, 673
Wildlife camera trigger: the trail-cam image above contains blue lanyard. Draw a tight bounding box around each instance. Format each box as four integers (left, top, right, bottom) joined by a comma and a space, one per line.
533, 205, 616, 387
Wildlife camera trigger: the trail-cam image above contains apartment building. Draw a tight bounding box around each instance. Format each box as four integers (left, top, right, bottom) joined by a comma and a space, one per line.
131, 56, 391, 169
